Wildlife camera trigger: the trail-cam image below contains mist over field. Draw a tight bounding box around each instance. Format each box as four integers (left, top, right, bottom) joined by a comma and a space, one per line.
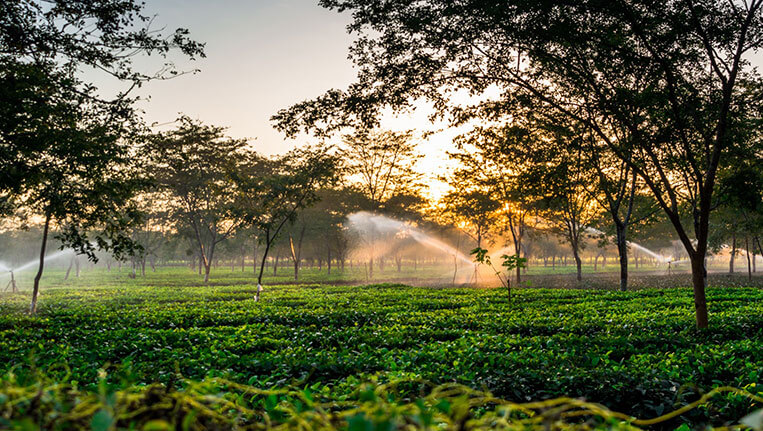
1, 0, 762, 429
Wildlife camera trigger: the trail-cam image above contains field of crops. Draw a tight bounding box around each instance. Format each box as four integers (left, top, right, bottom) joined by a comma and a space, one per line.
0, 270, 762, 429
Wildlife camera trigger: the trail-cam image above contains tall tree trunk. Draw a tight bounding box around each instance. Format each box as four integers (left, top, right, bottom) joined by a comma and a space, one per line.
255, 232, 273, 302
30, 212, 51, 314
289, 230, 304, 282
616, 224, 628, 291
327, 245, 332, 276
689, 252, 709, 328
574, 250, 582, 281
730, 233, 736, 273
203, 241, 215, 284
745, 237, 752, 281
204, 262, 211, 283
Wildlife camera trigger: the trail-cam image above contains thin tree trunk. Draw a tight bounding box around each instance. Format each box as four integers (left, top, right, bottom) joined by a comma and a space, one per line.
616, 224, 628, 291
203, 241, 216, 284
689, 253, 709, 329
730, 233, 736, 273
574, 251, 582, 281
64, 257, 74, 281
327, 245, 332, 276
745, 237, 752, 281
30, 212, 51, 314
255, 231, 273, 302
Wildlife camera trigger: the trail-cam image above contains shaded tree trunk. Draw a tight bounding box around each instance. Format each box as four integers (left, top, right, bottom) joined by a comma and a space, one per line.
730, 234, 736, 273
327, 245, 332, 276
689, 253, 709, 328
616, 224, 628, 291
745, 237, 752, 281
30, 212, 51, 314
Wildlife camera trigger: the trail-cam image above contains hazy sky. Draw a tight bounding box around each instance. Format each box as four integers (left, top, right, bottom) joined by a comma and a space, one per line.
105, 0, 457, 197
126, 0, 356, 146
117, 1, 763, 199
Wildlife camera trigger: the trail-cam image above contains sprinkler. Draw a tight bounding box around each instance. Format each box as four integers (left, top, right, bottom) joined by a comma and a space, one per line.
4, 270, 17, 293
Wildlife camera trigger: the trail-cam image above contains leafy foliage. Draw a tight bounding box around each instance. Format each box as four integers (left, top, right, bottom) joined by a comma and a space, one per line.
0, 274, 760, 427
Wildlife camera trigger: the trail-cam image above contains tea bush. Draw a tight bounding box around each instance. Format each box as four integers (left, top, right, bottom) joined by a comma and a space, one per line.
0, 276, 761, 428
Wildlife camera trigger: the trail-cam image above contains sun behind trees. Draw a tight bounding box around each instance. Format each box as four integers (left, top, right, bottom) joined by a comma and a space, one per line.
273, 0, 763, 328
0, 1, 762, 428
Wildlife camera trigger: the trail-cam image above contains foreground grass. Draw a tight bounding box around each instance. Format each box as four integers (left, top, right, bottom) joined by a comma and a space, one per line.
0, 271, 761, 428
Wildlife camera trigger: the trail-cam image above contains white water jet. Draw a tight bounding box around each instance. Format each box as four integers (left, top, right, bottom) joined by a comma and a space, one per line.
585, 227, 669, 263
347, 212, 473, 265
0, 249, 75, 278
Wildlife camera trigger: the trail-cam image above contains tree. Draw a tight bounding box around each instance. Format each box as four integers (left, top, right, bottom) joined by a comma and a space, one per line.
149, 117, 248, 284
234, 146, 339, 300
439, 187, 499, 283
450, 125, 539, 285
1, 0, 203, 313
341, 129, 424, 277
342, 129, 423, 208
518, 127, 601, 282
714, 156, 763, 279
273, 0, 763, 328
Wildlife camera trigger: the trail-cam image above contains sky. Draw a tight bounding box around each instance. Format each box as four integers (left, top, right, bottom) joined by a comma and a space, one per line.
100, 0, 457, 197
109, 1, 763, 201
